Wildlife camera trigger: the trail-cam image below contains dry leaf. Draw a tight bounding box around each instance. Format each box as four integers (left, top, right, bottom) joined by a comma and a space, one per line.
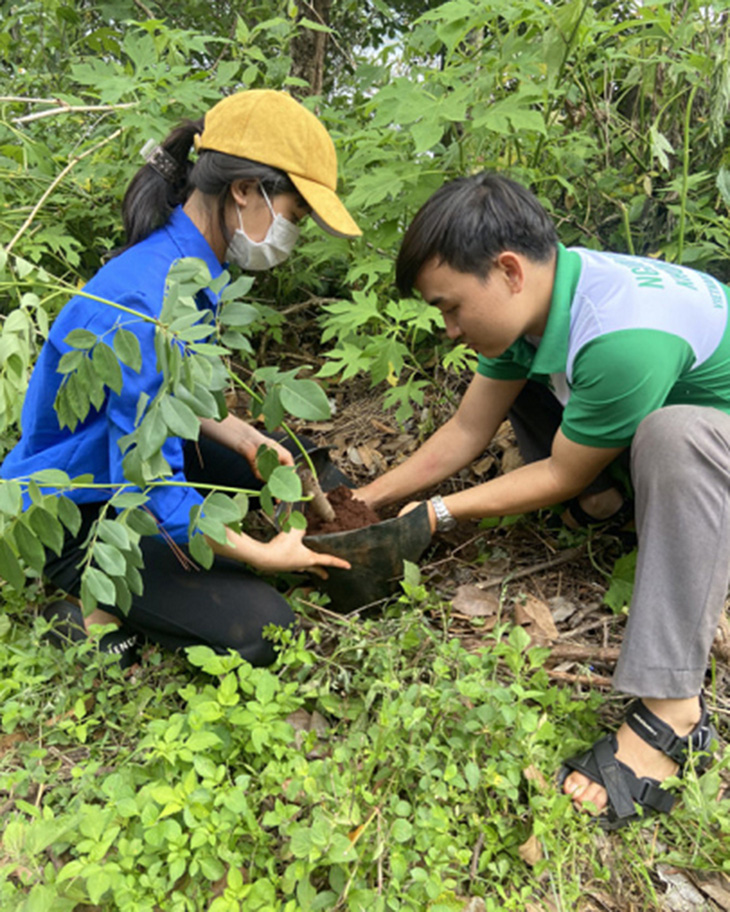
690, 871, 730, 910
459, 899, 486, 912
370, 418, 396, 434
452, 585, 501, 619
515, 594, 559, 645
471, 454, 495, 477
523, 764, 549, 793
712, 611, 730, 663
518, 833, 543, 866
548, 595, 578, 624
500, 444, 524, 474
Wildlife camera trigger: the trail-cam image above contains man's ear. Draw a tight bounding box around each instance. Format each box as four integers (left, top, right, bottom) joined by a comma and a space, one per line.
495, 251, 526, 293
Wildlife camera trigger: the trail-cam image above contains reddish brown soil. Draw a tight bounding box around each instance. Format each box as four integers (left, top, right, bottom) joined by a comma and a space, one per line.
306, 485, 381, 535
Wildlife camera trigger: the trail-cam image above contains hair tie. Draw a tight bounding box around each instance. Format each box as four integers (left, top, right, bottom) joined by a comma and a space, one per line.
140, 139, 181, 182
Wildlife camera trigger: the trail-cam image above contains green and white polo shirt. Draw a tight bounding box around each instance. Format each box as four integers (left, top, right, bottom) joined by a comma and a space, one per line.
477, 244, 730, 447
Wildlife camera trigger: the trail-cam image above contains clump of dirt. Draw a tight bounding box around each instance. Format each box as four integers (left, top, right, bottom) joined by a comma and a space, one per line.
306, 485, 381, 535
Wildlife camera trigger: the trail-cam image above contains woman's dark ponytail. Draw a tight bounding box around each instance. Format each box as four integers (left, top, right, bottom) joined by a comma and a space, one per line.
121, 118, 203, 248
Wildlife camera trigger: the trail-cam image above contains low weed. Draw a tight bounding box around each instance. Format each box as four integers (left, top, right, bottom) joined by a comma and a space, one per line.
0, 580, 727, 911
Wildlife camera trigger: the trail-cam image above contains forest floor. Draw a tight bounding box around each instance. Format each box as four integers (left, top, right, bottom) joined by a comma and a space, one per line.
2, 323, 730, 910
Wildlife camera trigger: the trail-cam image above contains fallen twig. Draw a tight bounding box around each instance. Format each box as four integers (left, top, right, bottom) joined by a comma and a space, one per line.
546, 644, 621, 664
477, 547, 585, 589
546, 669, 613, 688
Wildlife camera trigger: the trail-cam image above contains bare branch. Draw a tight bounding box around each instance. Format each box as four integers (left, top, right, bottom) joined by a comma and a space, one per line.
13, 102, 137, 125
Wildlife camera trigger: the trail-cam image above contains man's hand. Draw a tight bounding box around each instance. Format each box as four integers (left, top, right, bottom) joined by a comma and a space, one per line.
398, 499, 437, 533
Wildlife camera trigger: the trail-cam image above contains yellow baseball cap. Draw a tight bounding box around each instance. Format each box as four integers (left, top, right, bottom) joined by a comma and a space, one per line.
194, 90, 361, 238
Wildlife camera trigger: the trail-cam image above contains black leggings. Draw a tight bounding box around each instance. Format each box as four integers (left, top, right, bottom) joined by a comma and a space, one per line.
43, 436, 299, 667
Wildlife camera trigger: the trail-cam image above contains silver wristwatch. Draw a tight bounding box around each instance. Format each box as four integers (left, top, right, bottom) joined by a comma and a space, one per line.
430, 495, 457, 532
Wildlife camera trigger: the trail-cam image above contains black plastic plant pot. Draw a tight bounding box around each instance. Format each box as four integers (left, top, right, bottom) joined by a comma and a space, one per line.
303, 501, 432, 613
289, 446, 432, 612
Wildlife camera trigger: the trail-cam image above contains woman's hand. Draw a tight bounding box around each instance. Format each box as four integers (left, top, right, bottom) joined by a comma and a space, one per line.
234, 425, 294, 477
252, 528, 351, 579
199, 414, 294, 476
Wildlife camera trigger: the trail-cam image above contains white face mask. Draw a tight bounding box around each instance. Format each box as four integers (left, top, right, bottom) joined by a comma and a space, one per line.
225, 185, 300, 271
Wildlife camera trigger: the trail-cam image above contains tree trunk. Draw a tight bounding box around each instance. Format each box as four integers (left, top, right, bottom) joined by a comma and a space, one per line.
290, 0, 331, 98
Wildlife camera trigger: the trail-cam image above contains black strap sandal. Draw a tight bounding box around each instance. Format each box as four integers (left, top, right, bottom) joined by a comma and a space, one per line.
558, 694, 717, 830
563, 495, 634, 531
42, 599, 140, 670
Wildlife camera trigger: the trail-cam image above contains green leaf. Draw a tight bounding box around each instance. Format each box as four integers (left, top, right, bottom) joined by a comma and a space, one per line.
93, 541, 126, 576
29, 509, 65, 556
717, 166, 730, 208
160, 395, 201, 440
0, 480, 23, 515
280, 378, 331, 421
603, 549, 637, 613
58, 496, 82, 536
218, 301, 259, 327
266, 466, 302, 502
255, 445, 281, 481
137, 407, 169, 459
14, 520, 46, 571
83, 566, 117, 606
92, 342, 123, 394
113, 327, 142, 372
189, 533, 214, 569
64, 328, 98, 350
0, 538, 25, 591
97, 519, 130, 550
57, 349, 85, 374
202, 492, 242, 524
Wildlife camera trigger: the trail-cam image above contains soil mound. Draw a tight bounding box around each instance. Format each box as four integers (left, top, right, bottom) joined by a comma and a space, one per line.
306, 485, 381, 535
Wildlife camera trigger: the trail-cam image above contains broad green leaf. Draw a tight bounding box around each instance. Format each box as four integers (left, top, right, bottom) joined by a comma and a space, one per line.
14, 520, 46, 571
189, 532, 214, 569
29, 509, 64, 556
266, 466, 302, 502
0, 480, 23, 515
0, 538, 25, 591
280, 378, 331, 421
93, 541, 127, 576
31, 469, 72, 488
202, 492, 242, 524
58, 496, 82, 536
113, 327, 142, 372
255, 445, 281, 482
160, 395, 201, 439
57, 349, 85, 375
92, 342, 123, 394
83, 566, 117, 606
97, 519, 130, 550
64, 328, 98, 350
218, 301, 259, 327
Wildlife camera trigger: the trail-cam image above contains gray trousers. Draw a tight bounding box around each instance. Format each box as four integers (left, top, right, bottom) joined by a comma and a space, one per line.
509, 385, 730, 698
613, 405, 730, 698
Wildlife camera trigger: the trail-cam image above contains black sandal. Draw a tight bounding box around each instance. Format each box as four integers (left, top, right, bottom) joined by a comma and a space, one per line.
558, 694, 716, 830
563, 495, 633, 531
42, 599, 140, 670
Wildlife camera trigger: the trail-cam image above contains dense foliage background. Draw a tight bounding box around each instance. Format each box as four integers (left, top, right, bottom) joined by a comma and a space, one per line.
2, 2, 730, 910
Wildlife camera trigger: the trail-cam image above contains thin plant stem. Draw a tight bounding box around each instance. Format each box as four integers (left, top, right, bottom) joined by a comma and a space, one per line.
677, 83, 699, 264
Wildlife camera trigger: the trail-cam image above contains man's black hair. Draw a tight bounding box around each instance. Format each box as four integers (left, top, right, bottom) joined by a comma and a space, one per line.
396, 172, 558, 296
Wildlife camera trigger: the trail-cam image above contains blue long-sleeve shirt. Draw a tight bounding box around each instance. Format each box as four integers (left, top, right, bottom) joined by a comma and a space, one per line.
1, 206, 225, 542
